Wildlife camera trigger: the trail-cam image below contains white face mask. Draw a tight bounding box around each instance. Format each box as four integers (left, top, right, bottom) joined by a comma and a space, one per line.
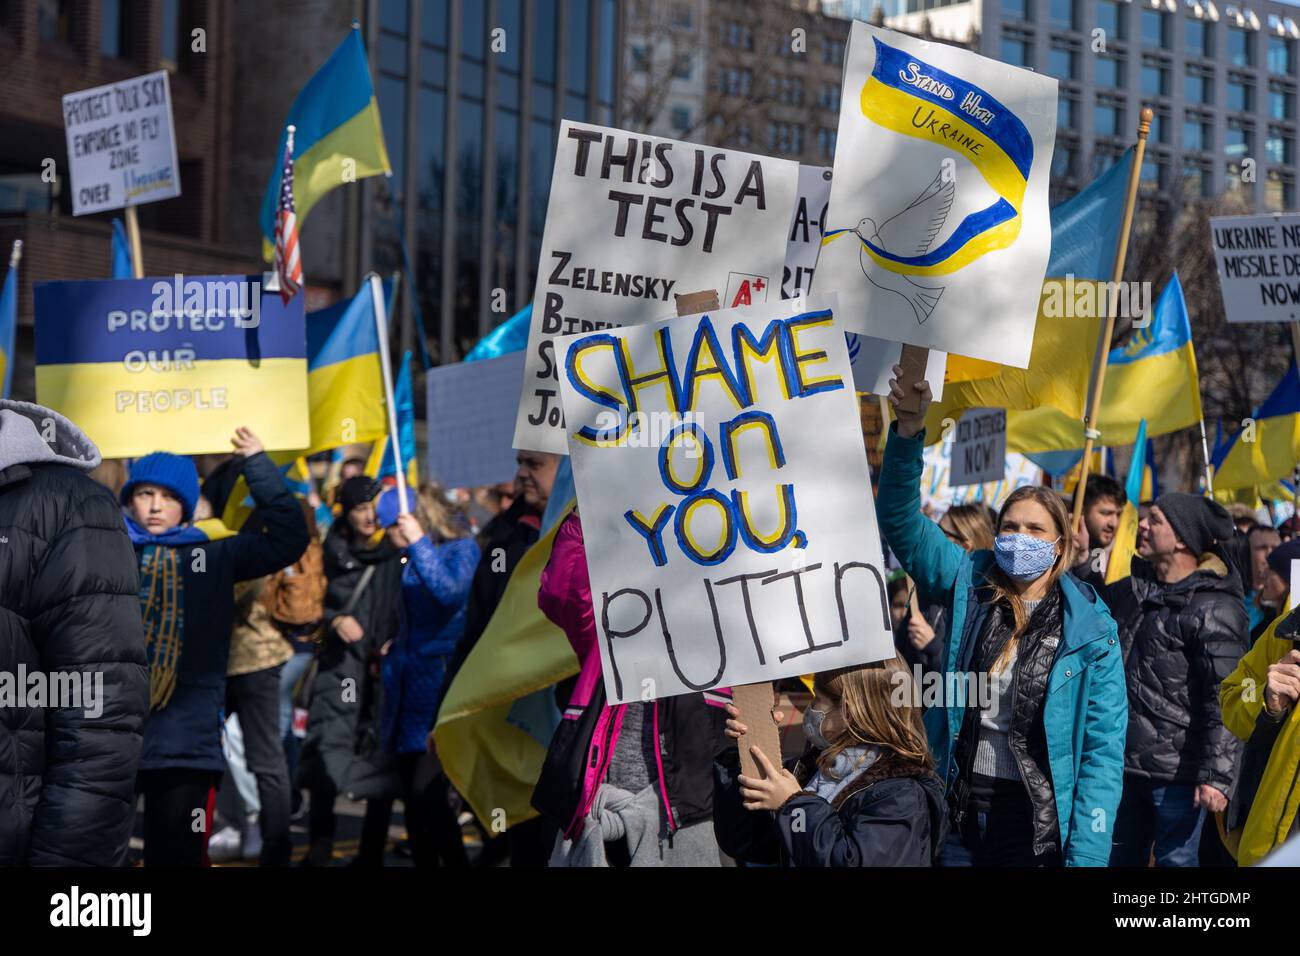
803, 705, 833, 750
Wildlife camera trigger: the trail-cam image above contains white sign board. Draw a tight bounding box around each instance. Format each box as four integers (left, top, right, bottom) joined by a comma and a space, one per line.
816, 22, 1056, 367
848, 333, 947, 398
513, 121, 799, 454
1210, 213, 1300, 323
783, 165, 832, 301
556, 296, 895, 703
949, 407, 1007, 486
426, 351, 526, 489
62, 71, 181, 216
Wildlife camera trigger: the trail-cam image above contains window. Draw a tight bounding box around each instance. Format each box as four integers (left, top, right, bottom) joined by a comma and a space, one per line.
1096, 1, 1124, 40
1228, 27, 1252, 67
1095, 54, 1122, 88
1228, 77, 1254, 112
1186, 68, 1213, 104
101, 0, 130, 59
1226, 161, 1244, 193
1182, 160, 1213, 199
1226, 123, 1253, 159
1147, 110, 1168, 143
1271, 85, 1294, 121
1186, 18, 1209, 58
631, 45, 650, 72
1141, 59, 1168, 96
1269, 37, 1293, 76
1002, 0, 1029, 21
1183, 117, 1210, 151
671, 105, 690, 133
1140, 10, 1167, 49
1267, 128, 1293, 165
671, 56, 691, 80
769, 122, 804, 155
1140, 157, 1164, 189
1093, 147, 1124, 176
1048, 0, 1074, 30
818, 127, 837, 160
822, 36, 844, 66
1267, 171, 1295, 212
36, 0, 72, 45
671, 2, 692, 29
1047, 45, 1076, 80
820, 83, 841, 111
1094, 101, 1122, 136
1001, 34, 1030, 67
1058, 96, 1075, 130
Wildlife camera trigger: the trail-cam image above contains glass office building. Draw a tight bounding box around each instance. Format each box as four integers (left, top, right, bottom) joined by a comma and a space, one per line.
369, 0, 621, 362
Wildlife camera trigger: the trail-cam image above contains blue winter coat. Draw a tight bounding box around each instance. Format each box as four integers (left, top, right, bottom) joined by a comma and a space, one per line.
381, 535, 479, 755
877, 425, 1128, 867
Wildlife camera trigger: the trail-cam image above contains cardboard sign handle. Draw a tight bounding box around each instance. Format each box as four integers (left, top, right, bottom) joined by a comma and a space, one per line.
673, 289, 719, 315
893, 344, 930, 413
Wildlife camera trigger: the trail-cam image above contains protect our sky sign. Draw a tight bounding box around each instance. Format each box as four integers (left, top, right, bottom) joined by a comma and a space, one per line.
555, 295, 895, 704
513, 121, 799, 455
816, 23, 1056, 367
62, 71, 181, 216
34, 276, 308, 458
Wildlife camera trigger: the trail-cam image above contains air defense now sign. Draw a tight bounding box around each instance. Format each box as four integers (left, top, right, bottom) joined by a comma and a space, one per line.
513, 121, 799, 454
816, 22, 1056, 367
63, 71, 181, 216
555, 296, 895, 703
948, 407, 1007, 486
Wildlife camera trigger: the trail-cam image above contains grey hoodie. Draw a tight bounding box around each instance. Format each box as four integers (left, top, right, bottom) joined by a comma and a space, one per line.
0, 399, 101, 474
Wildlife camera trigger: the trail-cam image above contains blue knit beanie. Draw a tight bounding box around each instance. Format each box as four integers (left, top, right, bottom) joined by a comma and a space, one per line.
122, 452, 201, 522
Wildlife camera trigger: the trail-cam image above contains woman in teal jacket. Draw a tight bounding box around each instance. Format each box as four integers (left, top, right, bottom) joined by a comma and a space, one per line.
879, 370, 1126, 867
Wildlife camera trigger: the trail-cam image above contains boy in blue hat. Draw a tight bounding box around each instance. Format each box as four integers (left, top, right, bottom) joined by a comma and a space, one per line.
123, 426, 309, 866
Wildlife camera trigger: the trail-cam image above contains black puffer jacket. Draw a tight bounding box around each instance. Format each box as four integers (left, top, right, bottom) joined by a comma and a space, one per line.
713, 747, 948, 866
0, 400, 148, 865
1105, 555, 1249, 793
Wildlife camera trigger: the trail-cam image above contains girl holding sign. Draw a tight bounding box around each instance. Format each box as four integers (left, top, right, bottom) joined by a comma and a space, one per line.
712, 660, 948, 867
878, 367, 1127, 868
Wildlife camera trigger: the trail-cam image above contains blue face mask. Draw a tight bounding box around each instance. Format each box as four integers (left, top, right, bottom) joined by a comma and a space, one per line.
993, 532, 1060, 581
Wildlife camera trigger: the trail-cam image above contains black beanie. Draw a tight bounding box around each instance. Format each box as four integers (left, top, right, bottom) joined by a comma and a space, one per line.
338, 476, 381, 514
1154, 492, 1234, 556
1267, 538, 1300, 583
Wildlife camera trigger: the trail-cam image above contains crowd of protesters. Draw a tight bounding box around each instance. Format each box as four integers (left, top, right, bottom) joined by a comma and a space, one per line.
6, 370, 1300, 869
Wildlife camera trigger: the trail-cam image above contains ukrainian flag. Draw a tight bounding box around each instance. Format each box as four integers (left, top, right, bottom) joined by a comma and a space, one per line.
1106, 419, 1147, 584
926, 149, 1135, 423
1212, 359, 1300, 490
366, 349, 418, 489
1003, 272, 1204, 453
463, 305, 532, 363
0, 241, 17, 399
258, 26, 391, 262
111, 219, 133, 279
299, 277, 392, 455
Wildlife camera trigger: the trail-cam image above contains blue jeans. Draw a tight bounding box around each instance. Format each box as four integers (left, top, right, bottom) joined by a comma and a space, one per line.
1111, 776, 1206, 867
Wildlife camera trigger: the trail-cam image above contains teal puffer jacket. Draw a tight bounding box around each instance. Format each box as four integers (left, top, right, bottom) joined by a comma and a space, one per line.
876, 425, 1127, 867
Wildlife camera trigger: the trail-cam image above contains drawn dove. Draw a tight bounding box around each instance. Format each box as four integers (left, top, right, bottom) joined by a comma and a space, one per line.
852, 172, 955, 325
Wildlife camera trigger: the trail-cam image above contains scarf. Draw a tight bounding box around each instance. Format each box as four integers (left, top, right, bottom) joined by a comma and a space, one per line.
804, 745, 881, 804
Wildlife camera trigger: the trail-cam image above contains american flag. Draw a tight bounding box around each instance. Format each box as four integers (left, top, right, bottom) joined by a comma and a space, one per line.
273, 129, 302, 303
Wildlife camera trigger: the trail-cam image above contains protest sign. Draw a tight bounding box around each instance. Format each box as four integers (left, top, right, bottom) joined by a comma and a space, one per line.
948, 407, 1007, 486
782, 165, 832, 301
921, 442, 1039, 513
847, 332, 947, 398
62, 71, 181, 216
513, 121, 799, 455
426, 351, 527, 488
34, 276, 308, 458
1209, 212, 1300, 323
555, 295, 895, 703
816, 22, 1056, 366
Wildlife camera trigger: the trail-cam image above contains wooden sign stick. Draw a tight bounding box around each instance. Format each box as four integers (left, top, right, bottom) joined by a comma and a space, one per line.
672, 288, 782, 781
893, 343, 930, 414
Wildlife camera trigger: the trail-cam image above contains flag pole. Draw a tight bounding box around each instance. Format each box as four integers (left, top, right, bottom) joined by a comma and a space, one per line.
1198, 419, 1214, 496
4, 240, 22, 400
124, 207, 144, 278
1071, 108, 1153, 530
369, 272, 408, 514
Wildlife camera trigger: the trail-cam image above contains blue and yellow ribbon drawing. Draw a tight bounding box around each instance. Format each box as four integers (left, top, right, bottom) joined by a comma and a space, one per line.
824, 37, 1035, 277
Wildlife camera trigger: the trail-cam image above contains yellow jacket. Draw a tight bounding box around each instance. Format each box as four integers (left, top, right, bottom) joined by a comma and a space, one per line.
1220, 611, 1300, 866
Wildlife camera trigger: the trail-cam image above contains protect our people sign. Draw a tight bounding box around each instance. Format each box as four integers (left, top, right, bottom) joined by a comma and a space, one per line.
1209, 212, 1300, 323
555, 295, 896, 704
62, 71, 181, 216
513, 121, 799, 455
816, 23, 1056, 367
34, 276, 308, 458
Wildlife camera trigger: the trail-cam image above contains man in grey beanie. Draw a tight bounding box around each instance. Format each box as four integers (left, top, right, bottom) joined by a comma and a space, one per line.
1105, 492, 1248, 866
